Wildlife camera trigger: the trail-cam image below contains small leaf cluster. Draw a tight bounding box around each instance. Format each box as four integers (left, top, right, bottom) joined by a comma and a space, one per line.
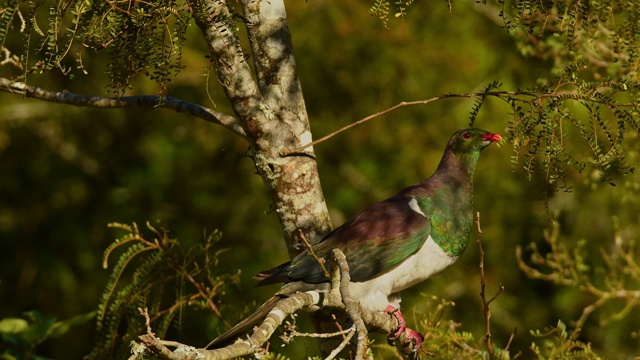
0, 0, 191, 94
463, 67, 638, 192
368, 0, 416, 28
359, 295, 496, 359
501, 65, 638, 191
500, 0, 640, 80
517, 218, 640, 340
0, 310, 95, 360
529, 320, 600, 359
414, 295, 488, 359
468, 81, 502, 128
88, 222, 237, 359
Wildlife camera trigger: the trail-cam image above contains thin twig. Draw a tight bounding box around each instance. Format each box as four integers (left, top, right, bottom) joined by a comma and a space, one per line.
138, 307, 154, 336
177, 265, 230, 326
476, 212, 506, 360
500, 327, 518, 360
0, 47, 23, 69
282, 89, 637, 155
300, 229, 331, 280
290, 327, 355, 339
138, 307, 190, 360
330, 313, 346, 339
138, 307, 186, 348
325, 327, 356, 360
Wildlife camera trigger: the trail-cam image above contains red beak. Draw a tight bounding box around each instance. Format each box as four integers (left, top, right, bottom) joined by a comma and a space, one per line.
482, 133, 502, 142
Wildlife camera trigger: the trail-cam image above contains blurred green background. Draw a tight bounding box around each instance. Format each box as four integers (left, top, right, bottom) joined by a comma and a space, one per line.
1, 1, 638, 359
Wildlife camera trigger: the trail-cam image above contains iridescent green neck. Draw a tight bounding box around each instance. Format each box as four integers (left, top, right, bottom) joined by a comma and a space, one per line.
427, 150, 480, 256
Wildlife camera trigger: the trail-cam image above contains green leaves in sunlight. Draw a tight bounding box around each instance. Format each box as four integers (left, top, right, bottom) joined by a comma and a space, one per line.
503, 64, 639, 191
0, 310, 96, 360
530, 320, 600, 360
369, 0, 417, 28
517, 219, 640, 344
1, 0, 190, 93
455, 68, 639, 193
90, 222, 238, 359
502, 0, 640, 79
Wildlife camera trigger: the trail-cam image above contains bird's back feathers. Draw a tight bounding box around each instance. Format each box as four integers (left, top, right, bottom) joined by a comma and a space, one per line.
258, 190, 433, 286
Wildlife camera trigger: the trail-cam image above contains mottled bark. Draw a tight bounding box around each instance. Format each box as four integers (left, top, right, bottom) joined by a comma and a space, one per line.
188, 0, 332, 257
241, 0, 331, 255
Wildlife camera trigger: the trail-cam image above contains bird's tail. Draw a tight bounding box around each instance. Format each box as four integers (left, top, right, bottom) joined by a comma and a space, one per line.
205, 295, 283, 349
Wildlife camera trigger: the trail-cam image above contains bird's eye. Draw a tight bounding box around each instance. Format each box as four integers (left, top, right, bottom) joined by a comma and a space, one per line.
463, 132, 471, 139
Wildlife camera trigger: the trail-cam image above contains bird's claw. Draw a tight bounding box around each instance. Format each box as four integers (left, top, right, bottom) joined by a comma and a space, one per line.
404, 328, 424, 349
385, 305, 424, 353
385, 305, 406, 343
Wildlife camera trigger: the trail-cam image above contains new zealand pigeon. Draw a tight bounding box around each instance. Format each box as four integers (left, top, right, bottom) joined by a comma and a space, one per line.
206, 127, 502, 350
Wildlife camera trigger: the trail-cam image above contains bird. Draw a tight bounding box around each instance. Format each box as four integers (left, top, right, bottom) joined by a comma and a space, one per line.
206, 127, 502, 350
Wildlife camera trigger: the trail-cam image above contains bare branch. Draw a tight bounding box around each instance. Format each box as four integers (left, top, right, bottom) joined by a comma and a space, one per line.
476, 212, 507, 360
517, 221, 640, 340
333, 248, 371, 360
140, 290, 328, 359
0, 77, 247, 138
137, 307, 194, 360
287, 327, 355, 339
283, 89, 638, 155
500, 327, 517, 360
0, 47, 23, 69
136, 248, 415, 360
325, 328, 356, 360
139, 307, 153, 335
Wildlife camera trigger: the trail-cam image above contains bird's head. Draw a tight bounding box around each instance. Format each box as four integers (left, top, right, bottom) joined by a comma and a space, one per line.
447, 128, 502, 155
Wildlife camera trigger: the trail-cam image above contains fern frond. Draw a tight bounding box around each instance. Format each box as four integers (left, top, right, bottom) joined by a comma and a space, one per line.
90, 222, 233, 357
0, 0, 20, 45
103, 222, 157, 268
98, 243, 156, 326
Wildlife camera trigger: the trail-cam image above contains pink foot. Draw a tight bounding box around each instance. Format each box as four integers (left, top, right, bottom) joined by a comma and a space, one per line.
385, 305, 406, 344
385, 305, 424, 352
405, 328, 424, 350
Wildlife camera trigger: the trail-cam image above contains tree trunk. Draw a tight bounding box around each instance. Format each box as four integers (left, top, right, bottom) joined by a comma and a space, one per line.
189, 0, 332, 256
189, 0, 348, 355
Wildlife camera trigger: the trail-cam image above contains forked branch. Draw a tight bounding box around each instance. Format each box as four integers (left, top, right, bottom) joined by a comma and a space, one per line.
476, 212, 516, 360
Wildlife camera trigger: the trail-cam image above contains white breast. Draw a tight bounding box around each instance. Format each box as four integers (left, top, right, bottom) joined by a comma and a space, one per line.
348, 236, 457, 312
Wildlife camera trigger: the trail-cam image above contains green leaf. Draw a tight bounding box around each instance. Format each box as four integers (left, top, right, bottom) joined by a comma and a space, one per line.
0, 351, 18, 360
48, 311, 97, 338
0, 318, 29, 335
